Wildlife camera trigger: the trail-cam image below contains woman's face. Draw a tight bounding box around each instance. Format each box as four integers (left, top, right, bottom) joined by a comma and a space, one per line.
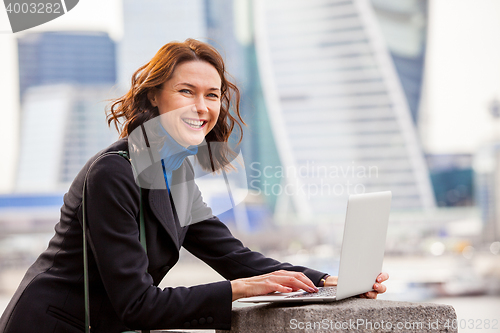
149, 60, 222, 147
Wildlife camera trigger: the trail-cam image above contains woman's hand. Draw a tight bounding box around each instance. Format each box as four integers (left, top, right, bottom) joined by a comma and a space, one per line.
230, 270, 319, 301
359, 272, 389, 299
323, 272, 389, 299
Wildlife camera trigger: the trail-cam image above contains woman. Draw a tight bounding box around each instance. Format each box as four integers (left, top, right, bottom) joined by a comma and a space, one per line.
0, 39, 388, 332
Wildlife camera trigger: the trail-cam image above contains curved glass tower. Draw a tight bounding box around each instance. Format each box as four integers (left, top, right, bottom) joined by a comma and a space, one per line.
253, 0, 435, 220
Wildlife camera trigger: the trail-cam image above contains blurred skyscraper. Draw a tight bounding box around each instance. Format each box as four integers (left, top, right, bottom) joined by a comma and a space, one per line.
2, 32, 118, 230
17, 31, 116, 101
426, 154, 473, 207
474, 141, 500, 243
253, 0, 435, 219
371, 0, 427, 124
16, 84, 117, 192
16, 31, 118, 192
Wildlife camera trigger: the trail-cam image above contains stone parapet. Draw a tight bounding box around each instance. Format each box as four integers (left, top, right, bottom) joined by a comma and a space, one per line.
215, 298, 457, 333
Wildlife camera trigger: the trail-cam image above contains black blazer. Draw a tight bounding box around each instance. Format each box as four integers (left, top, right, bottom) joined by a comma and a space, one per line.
0, 138, 327, 333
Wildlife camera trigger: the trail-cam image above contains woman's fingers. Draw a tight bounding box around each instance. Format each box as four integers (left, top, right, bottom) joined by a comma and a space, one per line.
376, 272, 389, 283
271, 270, 318, 293
362, 291, 379, 299
231, 270, 319, 301
357, 272, 389, 299
362, 283, 386, 299
272, 283, 293, 293
372, 272, 388, 296
373, 282, 386, 294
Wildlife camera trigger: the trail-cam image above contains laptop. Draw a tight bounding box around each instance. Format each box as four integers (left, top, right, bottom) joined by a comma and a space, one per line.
238, 191, 392, 303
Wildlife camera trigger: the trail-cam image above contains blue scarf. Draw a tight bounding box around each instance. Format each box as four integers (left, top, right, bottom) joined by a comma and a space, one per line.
158, 124, 198, 191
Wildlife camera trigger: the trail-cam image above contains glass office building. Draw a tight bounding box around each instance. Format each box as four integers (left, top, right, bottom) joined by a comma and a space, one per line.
17, 31, 116, 101
474, 144, 500, 244
16, 31, 118, 193
371, 0, 427, 124
253, 0, 435, 220
16, 84, 117, 192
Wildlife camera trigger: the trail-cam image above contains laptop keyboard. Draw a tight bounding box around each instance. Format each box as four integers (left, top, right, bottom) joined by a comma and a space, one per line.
285, 286, 337, 299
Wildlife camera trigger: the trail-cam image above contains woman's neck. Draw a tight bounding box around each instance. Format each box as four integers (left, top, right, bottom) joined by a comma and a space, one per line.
158, 124, 198, 173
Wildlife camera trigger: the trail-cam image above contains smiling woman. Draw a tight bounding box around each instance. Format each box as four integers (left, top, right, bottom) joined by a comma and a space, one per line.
108, 38, 243, 173
0, 39, 388, 333
148, 61, 222, 148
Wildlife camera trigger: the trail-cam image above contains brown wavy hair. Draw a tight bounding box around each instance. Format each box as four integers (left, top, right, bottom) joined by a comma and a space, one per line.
107, 38, 245, 172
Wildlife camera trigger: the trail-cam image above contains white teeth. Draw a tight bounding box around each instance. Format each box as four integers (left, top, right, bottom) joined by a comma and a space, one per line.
183, 119, 204, 128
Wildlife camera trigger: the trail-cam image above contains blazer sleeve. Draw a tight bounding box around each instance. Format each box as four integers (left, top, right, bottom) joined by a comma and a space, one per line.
182, 160, 327, 284
84, 155, 232, 330
183, 216, 328, 286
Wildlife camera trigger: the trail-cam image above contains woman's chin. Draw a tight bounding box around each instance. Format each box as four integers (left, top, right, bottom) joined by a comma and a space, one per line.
180, 135, 204, 148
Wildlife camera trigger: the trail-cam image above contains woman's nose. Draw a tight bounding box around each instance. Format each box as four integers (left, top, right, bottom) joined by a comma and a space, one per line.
194, 96, 209, 113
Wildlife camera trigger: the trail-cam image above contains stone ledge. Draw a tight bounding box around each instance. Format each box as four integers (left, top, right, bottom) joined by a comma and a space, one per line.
216, 298, 457, 333
153, 331, 214, 333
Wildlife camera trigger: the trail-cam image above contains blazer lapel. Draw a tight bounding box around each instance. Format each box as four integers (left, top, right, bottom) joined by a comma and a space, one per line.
138, 160, 180, 248
148, 189, 179, 249
142, 159, 193, 249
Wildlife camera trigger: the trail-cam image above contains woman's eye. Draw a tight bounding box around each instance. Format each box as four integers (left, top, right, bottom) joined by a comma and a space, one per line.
179, 89, 191, 94
208, 93, 219, 98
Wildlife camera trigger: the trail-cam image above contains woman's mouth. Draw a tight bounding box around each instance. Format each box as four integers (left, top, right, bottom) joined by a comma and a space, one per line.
182, 118, 207, 130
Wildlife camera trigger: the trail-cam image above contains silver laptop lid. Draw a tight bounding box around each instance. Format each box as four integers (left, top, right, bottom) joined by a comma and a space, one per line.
336, 191, 392, 300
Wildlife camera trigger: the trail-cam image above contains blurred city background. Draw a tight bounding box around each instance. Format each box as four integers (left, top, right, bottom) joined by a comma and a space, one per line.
1, 0, 500, 331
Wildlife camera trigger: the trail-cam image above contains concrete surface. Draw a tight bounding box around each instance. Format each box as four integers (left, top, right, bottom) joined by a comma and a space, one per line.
216, 298, 458, 333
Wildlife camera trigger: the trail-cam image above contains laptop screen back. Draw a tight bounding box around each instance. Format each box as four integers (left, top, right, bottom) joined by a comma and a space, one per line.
336, 191, 392, 300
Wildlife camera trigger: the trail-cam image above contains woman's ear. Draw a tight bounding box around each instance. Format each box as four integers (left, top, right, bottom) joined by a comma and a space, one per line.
147, 89, 158, 107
